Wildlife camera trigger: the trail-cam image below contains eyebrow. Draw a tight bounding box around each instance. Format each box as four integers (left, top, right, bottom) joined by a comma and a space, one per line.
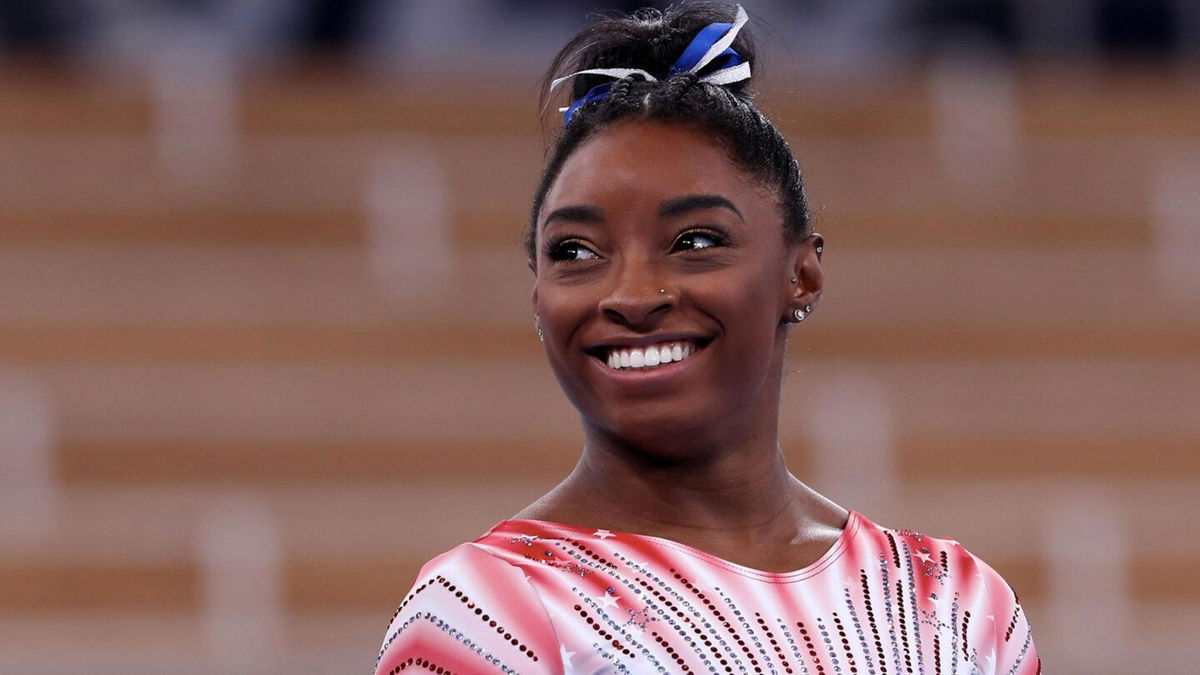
658, 194, 744, 221
540, 193, 744, 230
541, 205, 605, 229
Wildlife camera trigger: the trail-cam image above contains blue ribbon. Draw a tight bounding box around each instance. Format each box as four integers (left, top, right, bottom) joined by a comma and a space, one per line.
563, 82, 612, 127
667, 21, 743, 76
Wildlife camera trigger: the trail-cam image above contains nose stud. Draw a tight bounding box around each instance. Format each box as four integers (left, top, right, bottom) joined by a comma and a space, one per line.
659, 289, 666, 294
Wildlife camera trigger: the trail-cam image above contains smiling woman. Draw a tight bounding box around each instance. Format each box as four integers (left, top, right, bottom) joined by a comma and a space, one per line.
374, 4, 1039, 674
535, 121, 808, 450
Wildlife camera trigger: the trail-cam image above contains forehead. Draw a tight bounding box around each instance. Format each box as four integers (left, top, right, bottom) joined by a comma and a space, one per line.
543, 120, 775, 219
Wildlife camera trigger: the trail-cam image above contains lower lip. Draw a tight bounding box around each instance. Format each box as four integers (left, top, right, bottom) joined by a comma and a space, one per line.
587, 345, 706, 388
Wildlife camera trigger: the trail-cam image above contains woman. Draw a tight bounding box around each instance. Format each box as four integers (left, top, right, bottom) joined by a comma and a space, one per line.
375, 4, 1039, 674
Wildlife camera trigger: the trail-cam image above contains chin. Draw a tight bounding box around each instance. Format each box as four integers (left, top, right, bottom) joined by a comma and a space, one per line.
585, 403, 722, 457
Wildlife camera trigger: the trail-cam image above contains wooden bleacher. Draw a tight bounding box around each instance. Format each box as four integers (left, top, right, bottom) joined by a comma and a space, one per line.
0, 64, 1196, 673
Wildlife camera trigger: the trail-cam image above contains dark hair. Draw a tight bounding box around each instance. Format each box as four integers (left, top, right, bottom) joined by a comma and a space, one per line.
525, 2, 811, 262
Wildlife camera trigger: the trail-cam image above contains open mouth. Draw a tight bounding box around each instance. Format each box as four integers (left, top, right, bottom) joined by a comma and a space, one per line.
587, 339, 709, 371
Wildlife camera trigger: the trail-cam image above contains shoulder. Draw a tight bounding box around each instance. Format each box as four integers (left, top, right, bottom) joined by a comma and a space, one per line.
853, 512, 1041, 672
851, 510, 1019, 588
374, 537, 563, 675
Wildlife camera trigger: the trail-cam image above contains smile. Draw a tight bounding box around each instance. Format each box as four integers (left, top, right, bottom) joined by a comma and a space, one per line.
602, 341, 702, 371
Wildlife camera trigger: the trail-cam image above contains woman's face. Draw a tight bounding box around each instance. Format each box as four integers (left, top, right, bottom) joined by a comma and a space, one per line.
533, 120, 821, 454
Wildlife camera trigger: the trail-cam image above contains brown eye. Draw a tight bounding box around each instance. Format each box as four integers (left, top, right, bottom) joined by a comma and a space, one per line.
548, 240, 599, 262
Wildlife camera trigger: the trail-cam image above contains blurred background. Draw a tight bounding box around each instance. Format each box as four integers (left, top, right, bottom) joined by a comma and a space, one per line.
0, 0, 1197, 673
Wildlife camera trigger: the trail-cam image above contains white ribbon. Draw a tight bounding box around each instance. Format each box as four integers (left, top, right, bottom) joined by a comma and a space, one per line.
691, 4, 749, 76
552, 69, 658, 114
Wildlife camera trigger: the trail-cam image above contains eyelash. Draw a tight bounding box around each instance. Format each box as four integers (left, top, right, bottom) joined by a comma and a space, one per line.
545, 228, 730, 263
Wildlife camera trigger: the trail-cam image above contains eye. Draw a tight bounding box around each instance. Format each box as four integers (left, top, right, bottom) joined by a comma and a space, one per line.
672, 229, 726, 252
547, 239, 599, 262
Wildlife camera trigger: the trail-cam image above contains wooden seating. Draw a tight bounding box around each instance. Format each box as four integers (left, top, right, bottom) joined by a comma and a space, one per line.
0, 63, 1196, 671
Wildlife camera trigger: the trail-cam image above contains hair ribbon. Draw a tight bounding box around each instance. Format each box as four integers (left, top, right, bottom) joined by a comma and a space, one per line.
550, 5, 751, 127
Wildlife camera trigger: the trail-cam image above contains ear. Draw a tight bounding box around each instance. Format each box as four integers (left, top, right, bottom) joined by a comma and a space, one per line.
788, 232, 824, 315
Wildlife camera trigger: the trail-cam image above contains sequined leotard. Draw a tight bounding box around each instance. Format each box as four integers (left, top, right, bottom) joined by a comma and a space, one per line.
375, 510, 1039, 674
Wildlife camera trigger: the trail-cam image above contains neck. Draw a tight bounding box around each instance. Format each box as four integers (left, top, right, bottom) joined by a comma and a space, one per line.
533, 388, 820, 547
571, 432, 803, 537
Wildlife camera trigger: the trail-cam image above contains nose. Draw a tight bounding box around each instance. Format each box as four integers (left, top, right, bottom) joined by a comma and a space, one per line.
597, 260, 674, 329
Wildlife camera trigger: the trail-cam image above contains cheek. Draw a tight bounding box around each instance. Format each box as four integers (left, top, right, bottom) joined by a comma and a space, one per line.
536, 283, 591, 355
705, 261, 783, 323
702, 270, 785, 362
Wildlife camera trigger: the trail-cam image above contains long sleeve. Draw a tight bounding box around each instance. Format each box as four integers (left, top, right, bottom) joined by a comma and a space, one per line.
374, 543, 563, 675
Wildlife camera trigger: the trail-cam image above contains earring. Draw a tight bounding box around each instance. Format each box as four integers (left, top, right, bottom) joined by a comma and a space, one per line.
659, 289, 666, 294
790, 277, 798, 283
793, 308, 806, 322
534, 317, 543, 342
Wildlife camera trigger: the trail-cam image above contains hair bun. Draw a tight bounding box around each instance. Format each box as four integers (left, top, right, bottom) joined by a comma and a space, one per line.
547, 2, 757, 104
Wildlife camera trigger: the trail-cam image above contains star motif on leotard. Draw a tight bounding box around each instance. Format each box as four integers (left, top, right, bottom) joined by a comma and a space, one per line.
596, 592, 621, 610
914, 550, 935, 565
624, 605, 657, 632
560, 645, 576, 673
593, 529, 615, 539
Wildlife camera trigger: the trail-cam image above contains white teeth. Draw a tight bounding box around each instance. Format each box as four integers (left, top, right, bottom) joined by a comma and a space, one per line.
603, 341, 701, 371
645, 346, 660, 366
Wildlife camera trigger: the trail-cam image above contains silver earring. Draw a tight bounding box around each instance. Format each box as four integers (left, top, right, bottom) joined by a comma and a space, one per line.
816, 245, 823, 254
793, 308, 806, 322
790, 277, 798, 283
534, 318, 543, 342
659, 289, 666, 294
